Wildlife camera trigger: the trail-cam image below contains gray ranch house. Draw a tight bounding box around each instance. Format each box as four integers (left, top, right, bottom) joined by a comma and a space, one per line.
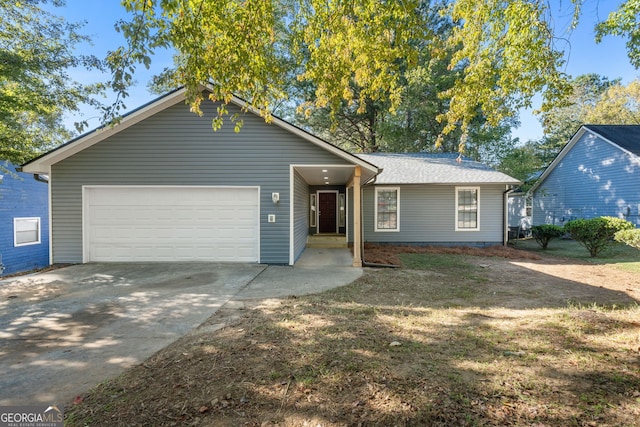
531, 125, 640, 227
21, 87, 519, 267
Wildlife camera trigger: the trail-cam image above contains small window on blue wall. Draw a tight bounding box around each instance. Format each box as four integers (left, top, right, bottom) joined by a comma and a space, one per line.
14, 217, 41, 246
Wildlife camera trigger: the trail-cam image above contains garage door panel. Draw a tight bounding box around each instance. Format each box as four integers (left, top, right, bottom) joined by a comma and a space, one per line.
84, 187, 260, 262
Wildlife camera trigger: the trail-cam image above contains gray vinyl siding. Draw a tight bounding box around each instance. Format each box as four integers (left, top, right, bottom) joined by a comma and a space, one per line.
50, 99, 351, 264
292, 170, 309, 262
533, 132, 640, 227
349, 184, 506, 245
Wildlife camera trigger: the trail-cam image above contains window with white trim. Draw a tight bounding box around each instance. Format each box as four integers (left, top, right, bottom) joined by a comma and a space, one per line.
375, 187, 400, 232
14, 217, 41, 246
456, 187, 479, 231
309, 194, 317, 227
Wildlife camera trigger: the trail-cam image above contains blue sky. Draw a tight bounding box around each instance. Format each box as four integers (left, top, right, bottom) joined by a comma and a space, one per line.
57, 0, 638, 143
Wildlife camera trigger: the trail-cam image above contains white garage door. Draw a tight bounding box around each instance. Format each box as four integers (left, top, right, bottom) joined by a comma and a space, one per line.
83, 186, 260, 262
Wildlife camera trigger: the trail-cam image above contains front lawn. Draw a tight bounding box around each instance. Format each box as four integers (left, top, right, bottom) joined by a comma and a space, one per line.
66, 249, 640, 426
512, 237, 640, 273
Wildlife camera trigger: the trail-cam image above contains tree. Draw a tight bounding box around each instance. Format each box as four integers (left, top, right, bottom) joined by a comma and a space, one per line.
497, 140, 546, 182
583, 79, 640, 124
537, 76, 640, 165
614, 228, 640, 250
531, 224, 564, 250
110, 0, 640, 149
564, 217, 634, 257
0, 0, 103, 166
538, 74, 619, 162
596, 0, 640, 68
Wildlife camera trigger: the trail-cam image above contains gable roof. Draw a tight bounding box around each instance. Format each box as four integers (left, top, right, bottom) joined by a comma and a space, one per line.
20, 85, 379, 182
583, 125, 640, 157
357, 153, 520, 185
530, 124, 640, 193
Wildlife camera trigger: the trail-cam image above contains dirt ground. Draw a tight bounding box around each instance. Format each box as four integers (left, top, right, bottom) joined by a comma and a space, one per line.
65, 244, 640, 427
363, 243, 640, 305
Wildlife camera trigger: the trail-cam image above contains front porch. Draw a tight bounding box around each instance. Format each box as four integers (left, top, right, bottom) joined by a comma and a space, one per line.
291, 164, 372, 267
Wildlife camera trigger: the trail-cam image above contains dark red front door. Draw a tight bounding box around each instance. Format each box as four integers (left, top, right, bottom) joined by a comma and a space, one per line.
318, 192, 337, 233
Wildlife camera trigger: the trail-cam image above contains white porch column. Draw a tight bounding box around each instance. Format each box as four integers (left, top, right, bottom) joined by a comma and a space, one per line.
352, 166, 363, 267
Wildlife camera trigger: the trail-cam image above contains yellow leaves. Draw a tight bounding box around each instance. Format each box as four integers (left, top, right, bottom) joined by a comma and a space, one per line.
295, 0, 423, 122
438, 0, 571, 148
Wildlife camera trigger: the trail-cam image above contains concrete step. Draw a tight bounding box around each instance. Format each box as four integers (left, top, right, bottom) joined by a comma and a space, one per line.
306, 235, 348, 248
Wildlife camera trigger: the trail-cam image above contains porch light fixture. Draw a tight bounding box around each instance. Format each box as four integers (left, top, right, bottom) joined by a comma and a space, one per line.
322, 169, 328, 173
272, 192, 280, 204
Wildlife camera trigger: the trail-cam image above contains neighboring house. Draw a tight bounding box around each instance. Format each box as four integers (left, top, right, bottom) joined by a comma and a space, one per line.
0, 161, 49, 276
21, 87, 519, 267
507, 171, 541, 238
531, 125, 640, 227
507, 191, 532, 237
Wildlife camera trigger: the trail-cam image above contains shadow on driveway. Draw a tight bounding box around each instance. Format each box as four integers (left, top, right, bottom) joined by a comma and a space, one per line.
0, 263, 266, 405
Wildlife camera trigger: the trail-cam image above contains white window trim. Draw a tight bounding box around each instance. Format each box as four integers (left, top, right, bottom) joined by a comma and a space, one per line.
455, 187, 480, 231
14, 217, 41, 247
309, 194, 317, 228
374, 187, 400, 232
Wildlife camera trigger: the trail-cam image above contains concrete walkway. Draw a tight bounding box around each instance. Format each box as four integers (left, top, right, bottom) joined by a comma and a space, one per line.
0, 248, 361, 406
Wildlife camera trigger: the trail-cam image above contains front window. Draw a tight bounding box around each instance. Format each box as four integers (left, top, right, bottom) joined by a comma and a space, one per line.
456, 187, 479, 231
14, 217, 41, 246
375, 187, 400, 232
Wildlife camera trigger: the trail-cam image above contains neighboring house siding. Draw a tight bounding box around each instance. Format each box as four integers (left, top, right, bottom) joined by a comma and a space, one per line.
351, 184, 506, 245
50, 100, 351, 265
508, 193, 531, 230
0, 164, 49, 275
533, 132, 640, 226
292, 170, 309, 263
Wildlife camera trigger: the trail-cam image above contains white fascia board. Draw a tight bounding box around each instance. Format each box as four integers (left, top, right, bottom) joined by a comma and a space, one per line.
23, 84, 378, 178
588, 127, 640, 160
22, 89, 188, 174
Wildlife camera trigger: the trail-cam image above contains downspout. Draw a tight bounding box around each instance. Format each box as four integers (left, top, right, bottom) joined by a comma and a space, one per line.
503, 186, 516, 246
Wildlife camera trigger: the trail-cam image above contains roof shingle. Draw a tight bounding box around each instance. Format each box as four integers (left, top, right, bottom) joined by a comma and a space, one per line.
583, 125, 640, 157
357, 153, 520, 185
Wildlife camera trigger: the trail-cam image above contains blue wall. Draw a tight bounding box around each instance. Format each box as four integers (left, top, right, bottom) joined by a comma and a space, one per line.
0, 162, 49, 276
533, 132, 640, 227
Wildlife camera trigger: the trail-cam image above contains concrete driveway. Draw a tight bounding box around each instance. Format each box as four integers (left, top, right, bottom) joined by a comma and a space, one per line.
0, 249, 361, 406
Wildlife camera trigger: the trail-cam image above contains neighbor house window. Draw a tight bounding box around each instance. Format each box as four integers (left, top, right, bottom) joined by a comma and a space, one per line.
456, 187, 479, 231
14, 217, 41, 246
525, 195, 532, 217
375, 187, 400, 232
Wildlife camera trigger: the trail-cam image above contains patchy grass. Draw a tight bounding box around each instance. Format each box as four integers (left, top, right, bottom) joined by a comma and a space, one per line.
512, 238, 640, 273
65, 250, 640, 427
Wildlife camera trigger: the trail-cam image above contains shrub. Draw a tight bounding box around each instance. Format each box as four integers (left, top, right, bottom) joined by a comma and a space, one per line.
531, 224, 564, 249
614, 228, 640, 250
564, 216, 635, 257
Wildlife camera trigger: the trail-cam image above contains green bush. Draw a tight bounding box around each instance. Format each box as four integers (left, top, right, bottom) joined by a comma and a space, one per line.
614, 228, 640, 250
531, 224, 565, 249
564, 216, 635, 257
